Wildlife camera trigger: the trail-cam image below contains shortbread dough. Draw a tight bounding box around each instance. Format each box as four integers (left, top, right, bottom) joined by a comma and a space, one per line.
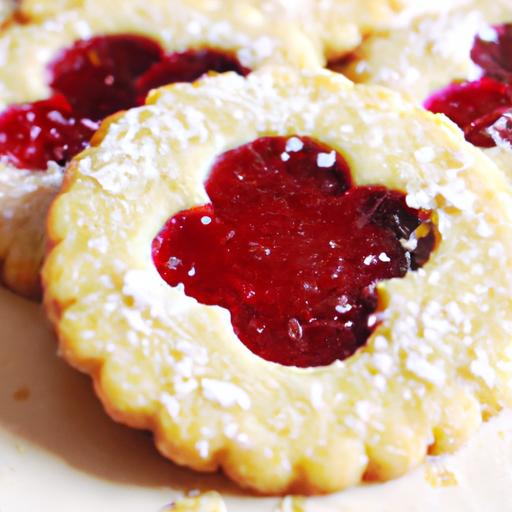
0, 0, 320, 298
43, 68, 512, 494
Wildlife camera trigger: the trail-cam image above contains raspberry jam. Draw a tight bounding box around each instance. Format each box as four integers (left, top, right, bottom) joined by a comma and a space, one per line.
471, 24, 512, 83
135, 49, 250, 104
425, 23, 512, 148
0, 35, 248, 171
49, 35, 164, 121
0, 95, 98, 170
152, 137, 436, 367
424, 78, 512, 147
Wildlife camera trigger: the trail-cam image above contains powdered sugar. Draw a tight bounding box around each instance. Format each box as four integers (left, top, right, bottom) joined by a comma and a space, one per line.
202, 378, 252, 410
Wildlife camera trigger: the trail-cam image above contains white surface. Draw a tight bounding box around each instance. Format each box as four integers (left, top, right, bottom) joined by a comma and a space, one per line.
1, 286, 512, 511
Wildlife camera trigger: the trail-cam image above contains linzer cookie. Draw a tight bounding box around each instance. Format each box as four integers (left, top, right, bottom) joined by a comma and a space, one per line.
0, 0, 319, 298
43, 68, 512, 494
340, 0, 512, 180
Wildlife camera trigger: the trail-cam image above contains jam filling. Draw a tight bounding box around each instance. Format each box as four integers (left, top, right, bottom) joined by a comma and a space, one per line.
425, 78, 512, 147
471, 23, 512, 83
135, 49, 250, 104
152, 137, 436, 367
0, 35, 249, 171
425, 23, 512, 148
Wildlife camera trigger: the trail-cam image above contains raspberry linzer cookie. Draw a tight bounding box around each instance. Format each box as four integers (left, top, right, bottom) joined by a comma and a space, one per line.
43, 68, 512, 494
0, 0, 319, 299
339, 0, 512, 179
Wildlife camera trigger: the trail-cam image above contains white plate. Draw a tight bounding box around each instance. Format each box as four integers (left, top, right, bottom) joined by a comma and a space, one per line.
1, 286, 512, 511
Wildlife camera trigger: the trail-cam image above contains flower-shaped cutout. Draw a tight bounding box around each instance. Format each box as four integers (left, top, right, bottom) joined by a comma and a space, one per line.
153, 136, 436, 367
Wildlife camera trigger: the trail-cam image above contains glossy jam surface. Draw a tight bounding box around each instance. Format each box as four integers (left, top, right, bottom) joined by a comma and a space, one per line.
425, 78, 512, 147
0, 95, 98, 170
0, 35, 248, 171
152, 137, 435, 367
425, 23, 512, 148
471, 24, 512, 83
49, 35, 164, 121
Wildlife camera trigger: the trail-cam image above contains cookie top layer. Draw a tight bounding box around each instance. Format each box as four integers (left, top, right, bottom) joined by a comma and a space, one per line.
43, 67, 512, 495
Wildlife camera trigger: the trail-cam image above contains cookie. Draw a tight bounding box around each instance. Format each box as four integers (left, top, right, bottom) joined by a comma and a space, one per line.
165, 492, 226, 512
252, 0, 471, 63
0, 0, 319, 299
339, 0, 512, 180
341, 0, 511, 101
43, 67, 512, 494
256, 0, 397, 61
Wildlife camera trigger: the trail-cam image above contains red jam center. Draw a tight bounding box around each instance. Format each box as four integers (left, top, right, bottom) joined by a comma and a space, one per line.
0, 35, 249, 171
471, 24, 512, 83
152, 137, 436, 367
0, 95, 98, 170
425, 23, 512, 148
135, 49, 250, 104
424, 77, 512, 147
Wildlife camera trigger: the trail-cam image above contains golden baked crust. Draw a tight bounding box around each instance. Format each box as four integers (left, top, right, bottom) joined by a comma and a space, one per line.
0, 0, 321, 299
43, 68, 512, 494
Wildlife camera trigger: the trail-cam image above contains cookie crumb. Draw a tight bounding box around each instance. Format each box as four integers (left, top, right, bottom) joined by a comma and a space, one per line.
425, 460, 459, 488
13, 386, 30, 401
276, 496, 305, 512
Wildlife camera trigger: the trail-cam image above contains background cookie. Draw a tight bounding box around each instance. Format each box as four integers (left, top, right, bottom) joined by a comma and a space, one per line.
341, 0, 512, 101
44, 68, 512, 495
339, 0, 512, 181
0, 0, 320, 299
251, 0, 472, 63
